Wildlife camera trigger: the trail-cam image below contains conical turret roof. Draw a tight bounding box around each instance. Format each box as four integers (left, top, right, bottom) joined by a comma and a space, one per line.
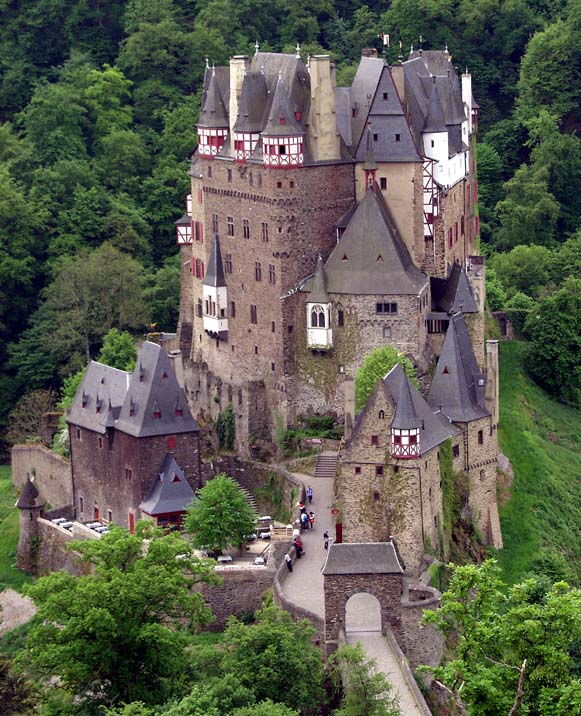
423, 78, 446, 133
234, 72, 268, 133
391, 371, 421, 429
198, 68, 228, 129
308, 255, 329, 303
202, 235, 226, 288
16, 476, 43, 510
262, 73, 303, 137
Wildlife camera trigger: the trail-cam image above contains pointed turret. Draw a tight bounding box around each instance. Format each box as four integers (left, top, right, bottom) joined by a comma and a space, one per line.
262, 72, 305, 167
198, 67, 229, 157
140, 454, 197, 528
423, 78, 446, 133
362, 127, 378, 190
233, 72, 267, 162
201, 235, 228, 339
306, 255, 332, 350
16, 476, 45, 574
428, 313, 488, 422
390, 366, 421, 458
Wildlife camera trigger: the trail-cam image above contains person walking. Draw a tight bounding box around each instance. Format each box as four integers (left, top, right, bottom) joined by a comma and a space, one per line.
306, 485, 313, 503
323, 530, 329, 549
285, 553, 293, 572
308, 511, 315, 529
301, 512, 309, 531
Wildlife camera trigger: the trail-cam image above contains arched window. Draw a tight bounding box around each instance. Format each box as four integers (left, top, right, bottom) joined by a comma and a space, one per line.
378, 410, 385, 420
310, 305, 326, 328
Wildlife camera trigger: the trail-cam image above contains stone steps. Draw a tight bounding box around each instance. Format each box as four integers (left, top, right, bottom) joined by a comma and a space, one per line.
231, 479, 259, 515
315, 453, 338, 479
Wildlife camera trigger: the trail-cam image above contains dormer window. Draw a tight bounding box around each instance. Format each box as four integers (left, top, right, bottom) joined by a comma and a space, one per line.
295, 111, 302, 121
310, 305, 326, 328
175, 408, 183, 417
154, 410, 161, 419
279, 117, 286, 125
129, 408, 135, 417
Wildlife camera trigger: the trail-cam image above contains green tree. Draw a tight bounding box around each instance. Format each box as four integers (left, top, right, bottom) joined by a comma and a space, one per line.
145, 254, 181, 331
185, 474, 256, 553
23, 526, 218, 708
485, 267, 507, 312
5, 389, 56, 446
355, 346, 417, 412
505, 292, 536, 338
232, 702, 300, 716
490, 244, 556, 299
329, 643, 401, 716
222, 605, 325, 714
524, 277, 581, 407
98, 329, 137, 371
423, 560, 581, 716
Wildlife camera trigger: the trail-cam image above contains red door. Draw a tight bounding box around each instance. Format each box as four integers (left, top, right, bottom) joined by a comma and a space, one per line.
94, 505, 99, 521
335, 522, 343, 544
129, 513, 135, 534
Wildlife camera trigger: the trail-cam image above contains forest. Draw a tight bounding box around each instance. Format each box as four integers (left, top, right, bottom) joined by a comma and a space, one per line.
1, 0, 580, 455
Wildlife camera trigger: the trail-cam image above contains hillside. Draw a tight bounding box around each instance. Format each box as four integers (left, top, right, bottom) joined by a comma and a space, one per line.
0, 465, 32, 591
496, 341, 581, 585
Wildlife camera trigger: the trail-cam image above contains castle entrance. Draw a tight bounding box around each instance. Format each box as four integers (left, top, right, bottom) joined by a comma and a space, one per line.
345, 592, 381, 633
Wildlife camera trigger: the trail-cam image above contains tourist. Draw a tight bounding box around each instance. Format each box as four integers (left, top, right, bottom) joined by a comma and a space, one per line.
301, 512, 309, 531
309, 511, 315, 529
293, 537, 303, 558
306, 485, 313, 503
285, 553, 293, 572
323, 531, 329, 549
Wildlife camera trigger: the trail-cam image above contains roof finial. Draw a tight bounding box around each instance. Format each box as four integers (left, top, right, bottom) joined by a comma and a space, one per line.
260, 64, 265, 75
205, 56, 209, 69
254, 40, 260, 56
398, 39, 404, 63
212, 63, 216, 77
296, 42, 301, 58
445, 43, 449, 54
419, 34, 424, 49
410, 43, 414, 53
278, 68, 283, 81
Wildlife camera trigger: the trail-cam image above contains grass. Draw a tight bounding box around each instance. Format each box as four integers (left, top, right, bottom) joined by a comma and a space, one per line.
495, 342, 581, 585
0, 464, 33, 592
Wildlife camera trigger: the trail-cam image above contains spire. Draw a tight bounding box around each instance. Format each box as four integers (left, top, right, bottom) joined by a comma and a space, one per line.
254, 40, 260, 55
423, 77, 446, 133
296, 42, 301, 58
205, 56, 209, 69
262, 72, 302, 136
391, 368, 421, 430
202, 235, 227, 288
16, 475, 43, 510
198, 68, 228, 128
309, 255, 329, 304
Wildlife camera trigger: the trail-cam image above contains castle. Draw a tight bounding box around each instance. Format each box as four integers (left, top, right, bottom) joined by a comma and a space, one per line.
175, 47, 484, 455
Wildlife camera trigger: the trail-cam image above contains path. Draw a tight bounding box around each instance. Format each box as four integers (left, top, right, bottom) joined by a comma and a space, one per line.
280, 456, 429, 716
0, 589, 36, 634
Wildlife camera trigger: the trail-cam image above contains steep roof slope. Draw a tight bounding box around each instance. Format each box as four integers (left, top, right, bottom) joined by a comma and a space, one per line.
67, 362, 131, 434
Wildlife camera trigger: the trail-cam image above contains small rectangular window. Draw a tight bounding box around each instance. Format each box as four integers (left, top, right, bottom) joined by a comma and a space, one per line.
258, 173, 262, 187
395, 133, 401, 142
375, 466, 384, 477
276, 180, 282, 188
98, 436, 103, 449
230, 300, 236, 318
255, 261, 262, 281
271, 362, 275, 371
212, 213, 219, 233
79, 496, 84, 513
243, 219, 250, 239
383, 326, 391, 338
125, 468, 132, 481
197, 189, 203, 204
262, 222, 269, 242
290, 180, 295, 188
107, 509, 113, 523
380, 177, 387, 190
371, 435, 379, 446
227, 168, 232, 183
76, 428, 81, 441
373, 133, 378, 141
354, 466, 361, 475
271, 321, 276, 333
227, 216, 234, 236
453, 444, 460, 458
254, 345, 258, 354
478, 430, 484, 445
197, 299, 203, 317
167, 436, 176, 450
225, 253, 232, 273
208, 165, 212, 178
250, 304, 257, 324
268, 264, 276, 285
288, 325, 293, 334
382, 92, 388, 100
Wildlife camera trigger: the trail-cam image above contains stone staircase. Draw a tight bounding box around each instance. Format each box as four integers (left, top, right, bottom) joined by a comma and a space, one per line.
314, 451, 338, 479
231, 479, 260, 516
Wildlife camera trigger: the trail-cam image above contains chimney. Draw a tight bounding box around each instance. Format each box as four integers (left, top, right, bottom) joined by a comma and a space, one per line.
390, 65, 405, 103
485, 340, 499, 428
344, 376, 355, 440
168, 350, 185, 389
229, 55, 249, 138
307, 55, 340, 162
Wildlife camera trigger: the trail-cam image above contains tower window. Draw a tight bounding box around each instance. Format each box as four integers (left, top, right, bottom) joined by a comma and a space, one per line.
269, 264, 276, 284
125, 468, 132, 481
277, 181, 282, 188
225, 253, 232, 273
373, 133, 378, 141
254, 345, 258, 354
383, 326, 391, 338
255, 261, 262, 281
378, 410, 385, 419
168, 436, 176, 450
212, 213, 219, 233
371, 435, 379, 446
383, 92, 388, 100
337, 308, 344, 326
76, 428, 81, 441
227, 216, 234, 236
453, 444, 460, 458
380, 177, 387, 190
98, 437, 103, 449
375, 465, 384, 477
431, 139, 435, 148
230, 300, 236, 318
354, 466, 361, 475
310, 305, 326, 328
227, 168, 232, 182
243, 219, 250, 239
250, 304, 258, 324
478, 430, 484, 445
395, 133, 401, 142
79, 496, 84, 513
262, 222, 269, 242
271, 321, 275, 333
271, 362, 275, 371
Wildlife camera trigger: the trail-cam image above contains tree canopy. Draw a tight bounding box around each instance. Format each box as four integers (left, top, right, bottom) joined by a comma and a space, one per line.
355, 345, 418, 412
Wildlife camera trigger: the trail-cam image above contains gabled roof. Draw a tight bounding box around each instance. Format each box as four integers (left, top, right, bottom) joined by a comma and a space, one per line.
347, 363, 460, 456
234, 72, 268, 133
16, 476, 43, 509
436, 263, 478, 314
322, 542, 403, 575
310, 187, 426, 295
308, 255, 329, 303
250, 52, 310, 116
116, 342, 199, 438
67, 362, 131, 434
354, 65, 422, 164
198, 67, 228, 129
140, 454, 196, 516
428, 313, 489, 422
202, 235, 226, 288
262, 72, 303, 136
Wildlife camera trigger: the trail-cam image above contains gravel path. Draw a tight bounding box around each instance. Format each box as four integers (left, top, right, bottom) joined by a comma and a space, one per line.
0, 589, 36, 634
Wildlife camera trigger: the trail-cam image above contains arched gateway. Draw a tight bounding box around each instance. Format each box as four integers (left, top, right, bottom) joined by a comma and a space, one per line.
322, 542, 405, 655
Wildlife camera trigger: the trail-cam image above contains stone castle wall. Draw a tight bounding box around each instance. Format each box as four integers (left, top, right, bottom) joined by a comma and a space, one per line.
11, 445, 72, 509
400, 586, 444, 669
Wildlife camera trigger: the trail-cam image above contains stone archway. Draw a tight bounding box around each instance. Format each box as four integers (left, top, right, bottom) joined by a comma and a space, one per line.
322, 542, 404, 654
345, 592, 382, 633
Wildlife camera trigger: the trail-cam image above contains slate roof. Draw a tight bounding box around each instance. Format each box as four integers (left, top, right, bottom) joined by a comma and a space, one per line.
435, 263, 478, 314
354, 65, 422, 164
349, 56, 384, 150
140, 454, 196, 516
16, 476, 43, 509
335, 86, 353, 148
198, 67, 228, 128
347, 363, 460, 456
423, 78, 447, 132
391, 371, 421, 430
362, 127, 378, 171
115, 342, 200, 438
304, 187, 426, 296
322, 542, 403, 575
428, 313, 489, 422
234, 72, 268, 133
67, 362, 131, 434
202, 235, 226, 288
250, 52, 310, 117
262, 72, 304, 137
308, 255, 329, 303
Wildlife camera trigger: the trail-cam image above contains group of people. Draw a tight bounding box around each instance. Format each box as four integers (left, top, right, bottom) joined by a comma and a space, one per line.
284, 485, 332, 573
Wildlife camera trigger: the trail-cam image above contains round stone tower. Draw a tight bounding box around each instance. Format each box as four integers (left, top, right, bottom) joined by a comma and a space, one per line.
16, 475, 45, 574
